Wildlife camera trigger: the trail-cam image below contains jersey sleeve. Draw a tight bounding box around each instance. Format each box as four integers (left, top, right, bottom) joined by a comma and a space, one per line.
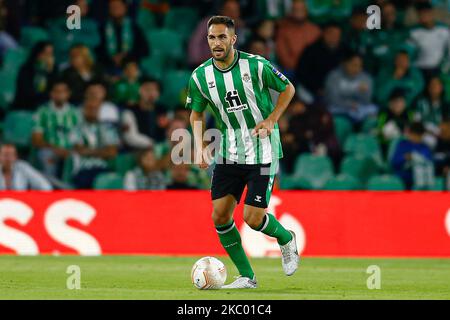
261, 60, 290, 92
185, 75, 208, 112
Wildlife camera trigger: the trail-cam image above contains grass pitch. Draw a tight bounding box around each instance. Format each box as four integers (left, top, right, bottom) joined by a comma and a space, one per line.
0, 256, 449, 299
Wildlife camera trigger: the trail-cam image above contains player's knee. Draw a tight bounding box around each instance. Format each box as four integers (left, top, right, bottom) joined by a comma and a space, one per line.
211, 209, 232, 226
243, 211, 264, 230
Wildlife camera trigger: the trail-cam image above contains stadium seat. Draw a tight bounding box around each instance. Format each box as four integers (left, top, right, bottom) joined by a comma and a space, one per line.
432, 177, 446, 191
340, 155, 379, 185
292, 153, 334, 189
2, 47, 28, 74
360, 117, 378, 135
161, 70, 191, 108
2, 111, 34, 147
20, 26, 49, 50
333, 116, 353, 147
93, 173, 124, 190
137, 7, 156, 32
146, 29, 183, 62
367, 174, 405, 191
344, 133, 384, 167
164, 7, 199, 41
323, 173, 361, 190
113, 153, 137, 176
140, 52, 166, 81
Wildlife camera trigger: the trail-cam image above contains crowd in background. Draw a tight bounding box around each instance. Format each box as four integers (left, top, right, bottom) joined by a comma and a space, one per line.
0, 0, 449, 191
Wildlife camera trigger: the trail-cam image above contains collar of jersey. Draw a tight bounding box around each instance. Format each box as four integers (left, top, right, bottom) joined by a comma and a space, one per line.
212, 50, 240, 73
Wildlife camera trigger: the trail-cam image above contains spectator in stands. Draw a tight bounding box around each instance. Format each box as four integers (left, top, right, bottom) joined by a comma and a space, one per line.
167, 163, 197, 189
0, 143, 52, 190
376, 49, 425, 108
296, 22, 348, 98
124, 147, 166, 190
282, 98, 341, 172
113, 57, 141, 108
85, 81, 120, 126
377, 89, 414, 151
32, 80, 80, 179
275, 0, 321, 76
344, 7, 371, 56
121, 78, 167, 150
13, 41, 56, 111
0, 0, 18, 60
324, 52, 377, 124
434, 120, 450, 186
409, 2, 450, 80
188, 0, 247, 67
414, 77, 450, 139
252, 19, 276, 60
60, 44, 106, 105
391, 121, 434, 190
70, 94, 119, 189
365, 2, 408, 73
98, 0, 148, 73
246, 37, 270, 59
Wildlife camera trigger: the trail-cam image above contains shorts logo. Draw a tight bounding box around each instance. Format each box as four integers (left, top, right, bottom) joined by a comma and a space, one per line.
242, 73, 251, 83
271, 67, 287, 81
254, 195, 262, 203
225, 90, 248, 113
186, 96, 192, 104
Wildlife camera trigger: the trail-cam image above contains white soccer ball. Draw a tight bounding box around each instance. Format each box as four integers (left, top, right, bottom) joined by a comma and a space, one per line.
191, 256, 227, 290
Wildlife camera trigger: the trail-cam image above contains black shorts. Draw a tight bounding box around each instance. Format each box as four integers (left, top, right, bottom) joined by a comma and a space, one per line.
211, 159, 276, 208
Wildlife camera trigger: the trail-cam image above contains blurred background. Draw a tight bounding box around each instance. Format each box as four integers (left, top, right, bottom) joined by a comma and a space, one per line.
0, 0, 449, 192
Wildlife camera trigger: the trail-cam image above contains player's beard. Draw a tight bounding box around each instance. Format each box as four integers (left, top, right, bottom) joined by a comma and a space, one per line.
212, 44, 232, 62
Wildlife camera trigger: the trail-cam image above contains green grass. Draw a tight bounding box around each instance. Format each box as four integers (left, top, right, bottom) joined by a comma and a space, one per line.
0, 256, 449, 299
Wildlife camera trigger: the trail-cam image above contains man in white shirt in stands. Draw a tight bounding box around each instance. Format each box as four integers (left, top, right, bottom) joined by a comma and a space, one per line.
0, 144, 52, 190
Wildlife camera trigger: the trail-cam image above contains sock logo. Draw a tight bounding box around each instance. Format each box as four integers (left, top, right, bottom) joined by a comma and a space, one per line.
254, 195, 262, 203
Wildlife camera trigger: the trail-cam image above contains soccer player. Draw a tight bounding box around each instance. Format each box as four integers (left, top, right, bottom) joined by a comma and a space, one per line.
186, 16, 298, 289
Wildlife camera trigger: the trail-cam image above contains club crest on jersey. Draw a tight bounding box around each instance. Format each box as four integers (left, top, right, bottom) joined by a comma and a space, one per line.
225, 90, 248, 113
242, 73, 251, 83
271, 67, 287, 81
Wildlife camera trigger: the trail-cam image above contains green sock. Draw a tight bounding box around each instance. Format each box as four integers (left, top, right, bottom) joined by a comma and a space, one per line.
215, 220, 254, 279
254, 213, 293, 245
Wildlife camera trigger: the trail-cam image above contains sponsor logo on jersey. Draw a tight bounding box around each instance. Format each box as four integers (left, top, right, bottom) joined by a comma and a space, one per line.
208, 81, 215, 88
225, 90, 248, 113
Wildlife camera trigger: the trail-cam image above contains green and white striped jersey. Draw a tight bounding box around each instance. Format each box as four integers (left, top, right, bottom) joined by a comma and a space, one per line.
33, 102, 81, 149
186, 50, 290, 164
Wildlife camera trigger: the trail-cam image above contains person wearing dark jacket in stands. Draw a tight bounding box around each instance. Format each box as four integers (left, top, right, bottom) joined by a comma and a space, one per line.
13, 41, 56, 111
97, 0, 148, 74
295, 22, 348, 98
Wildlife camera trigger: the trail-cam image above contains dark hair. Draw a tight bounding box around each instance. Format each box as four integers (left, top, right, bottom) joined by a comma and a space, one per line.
343, 50, 361, 63
389, 88, 406, 101
408, 121, 426, 135
322, 21, 341, 31
415, 2, 433, 12
207, 15, 235, 31
26, 41, 52, 66
140, 77, 162, 92
50, 78, 69, 90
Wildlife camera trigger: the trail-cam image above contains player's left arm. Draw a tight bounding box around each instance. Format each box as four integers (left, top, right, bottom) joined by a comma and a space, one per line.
252, 64, 295, 138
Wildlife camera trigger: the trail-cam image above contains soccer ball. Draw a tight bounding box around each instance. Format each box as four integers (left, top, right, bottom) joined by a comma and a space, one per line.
191, 256, 227, 290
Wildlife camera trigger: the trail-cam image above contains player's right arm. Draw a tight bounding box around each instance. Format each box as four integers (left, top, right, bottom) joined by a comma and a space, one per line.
186, 74, 209, 169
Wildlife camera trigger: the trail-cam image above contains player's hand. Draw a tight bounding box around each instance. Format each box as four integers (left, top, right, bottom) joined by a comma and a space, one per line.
252, 118, 275, 138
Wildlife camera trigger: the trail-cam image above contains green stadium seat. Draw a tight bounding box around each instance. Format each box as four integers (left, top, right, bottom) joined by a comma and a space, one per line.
340, 155, 379, 185
137, 7, 156, 32
140, 52, 166, 81
2, 111, 34, 147
20, 26, 49, 50
323, 173, 361, 190
113, 153, 137, 176
360, 117, 378, 135
292, 153, 334, 189
432, 176, 446, 191
147, 29, 183, 62
344, 133, 384, 167
333, 116, 353, 147
2, 47, 28, 74
93, 173, 124, 190
161, 69, 191, 108
367, 174, 405, 191
164, 7, 199, 41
